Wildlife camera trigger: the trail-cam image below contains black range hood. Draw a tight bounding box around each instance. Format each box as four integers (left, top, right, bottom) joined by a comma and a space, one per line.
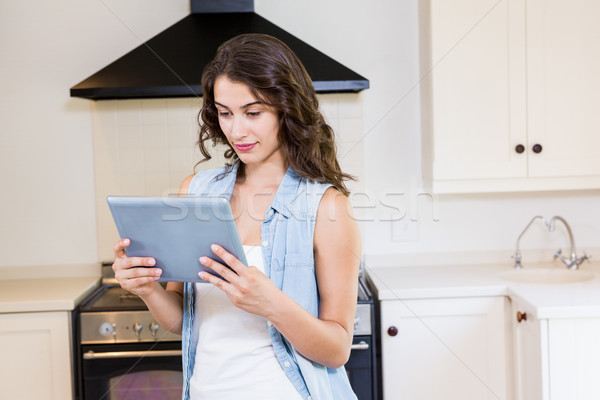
70, 0, 369, 100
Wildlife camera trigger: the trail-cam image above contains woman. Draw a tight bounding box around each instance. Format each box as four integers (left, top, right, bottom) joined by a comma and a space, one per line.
112, 33, 361, 400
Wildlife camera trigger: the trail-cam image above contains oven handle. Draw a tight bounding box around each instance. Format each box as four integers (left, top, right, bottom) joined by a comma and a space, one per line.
350, 341, 370, 351
84, 343, 367, 359
83, 349, 182, 360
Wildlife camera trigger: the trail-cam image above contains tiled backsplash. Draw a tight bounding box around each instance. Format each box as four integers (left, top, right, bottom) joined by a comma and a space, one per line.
92, 94, 365, 261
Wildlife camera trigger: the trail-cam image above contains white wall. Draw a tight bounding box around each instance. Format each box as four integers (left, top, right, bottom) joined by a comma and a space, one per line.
0, 0, 188, 267
1, 0, 598, 269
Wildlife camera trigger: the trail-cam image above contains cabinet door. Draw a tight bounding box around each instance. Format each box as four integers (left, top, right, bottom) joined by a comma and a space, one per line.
511, 299, 549, 400
0, 312, 73, 400
547, 318, 600, 399
423, 0, 527, 181
526, 0, 600, 178
380, 297, 511, 400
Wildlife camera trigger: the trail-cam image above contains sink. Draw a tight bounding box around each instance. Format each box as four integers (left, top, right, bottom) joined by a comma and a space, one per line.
498, 268, 595, 284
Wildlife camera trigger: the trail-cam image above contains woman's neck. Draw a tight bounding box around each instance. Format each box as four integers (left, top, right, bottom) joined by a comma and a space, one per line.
239, 158, 288, 189
242, 163, 286, 188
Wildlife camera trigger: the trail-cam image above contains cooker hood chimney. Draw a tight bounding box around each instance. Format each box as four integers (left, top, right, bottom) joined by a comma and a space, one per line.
70, 0, 369, 100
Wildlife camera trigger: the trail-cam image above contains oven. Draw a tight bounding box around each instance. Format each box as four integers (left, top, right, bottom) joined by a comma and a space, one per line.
74, 266, 377, 400
346, 276, 378, 400
79, 341, 182, 400
75, 283, 183, 400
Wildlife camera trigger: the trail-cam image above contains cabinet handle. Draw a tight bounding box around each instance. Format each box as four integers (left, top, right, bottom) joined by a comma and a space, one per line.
387, 326, 398, 336
516, 311, 527, 323
532, 144, 543, 154
515, 144, 525, 154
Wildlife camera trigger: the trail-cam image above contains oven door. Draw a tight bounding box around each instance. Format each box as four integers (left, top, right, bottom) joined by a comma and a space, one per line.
80, 341, 182, 400
346, 335, 376, 400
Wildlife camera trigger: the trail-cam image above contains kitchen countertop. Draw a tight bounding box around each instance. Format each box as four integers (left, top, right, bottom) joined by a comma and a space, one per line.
0, 264, 100, 313
366, 261, 600, 319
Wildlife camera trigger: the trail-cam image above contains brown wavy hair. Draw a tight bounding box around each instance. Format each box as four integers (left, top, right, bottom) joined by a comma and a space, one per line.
195, 33, 355, 196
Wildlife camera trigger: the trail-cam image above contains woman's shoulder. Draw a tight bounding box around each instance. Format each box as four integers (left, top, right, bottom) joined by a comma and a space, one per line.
317, 186, 349, 218
314, 186, 360, 254
178, 174, 196, 195
187, 165, 234, 194
288, 168, 332, 196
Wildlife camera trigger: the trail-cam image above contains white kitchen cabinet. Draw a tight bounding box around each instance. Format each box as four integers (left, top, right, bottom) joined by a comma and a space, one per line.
0, 311, 73, 400
420, 0, 600, 193
511, 298, 600, 400
379, 296, 512, 400
526, 0, 600, 179
511, 298, 549, 399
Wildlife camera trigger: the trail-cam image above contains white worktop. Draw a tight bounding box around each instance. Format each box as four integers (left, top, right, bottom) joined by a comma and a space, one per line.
366, 260, 600, 319
0, 264, 101, 313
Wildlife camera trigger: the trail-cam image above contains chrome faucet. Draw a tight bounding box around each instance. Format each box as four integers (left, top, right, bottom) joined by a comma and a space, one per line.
513, 216, 548, 269
548, 216, 589, 270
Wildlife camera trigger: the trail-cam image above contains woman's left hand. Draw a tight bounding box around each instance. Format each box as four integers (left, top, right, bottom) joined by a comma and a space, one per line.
199, 244, 279, 318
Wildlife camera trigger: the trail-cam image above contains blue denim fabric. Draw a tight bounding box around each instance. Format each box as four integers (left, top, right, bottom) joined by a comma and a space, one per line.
180, 163, 357, 400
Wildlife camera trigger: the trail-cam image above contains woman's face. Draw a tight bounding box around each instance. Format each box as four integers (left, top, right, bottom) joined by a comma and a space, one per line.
214, 76, 284, 167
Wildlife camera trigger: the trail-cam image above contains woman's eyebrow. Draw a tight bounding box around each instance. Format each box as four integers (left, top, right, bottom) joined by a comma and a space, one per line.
240, 101, 262, 109
214, 101, 262, 110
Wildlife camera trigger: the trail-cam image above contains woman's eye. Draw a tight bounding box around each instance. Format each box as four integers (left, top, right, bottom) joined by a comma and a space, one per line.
218, 111, 231, 117
247, 111, 260, 117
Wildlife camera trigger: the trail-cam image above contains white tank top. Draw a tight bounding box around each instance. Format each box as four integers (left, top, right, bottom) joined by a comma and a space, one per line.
189, 246, 304, 400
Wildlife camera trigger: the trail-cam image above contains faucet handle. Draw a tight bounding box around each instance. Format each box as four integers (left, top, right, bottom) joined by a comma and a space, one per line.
574, 252, 590, 268
511, 252, 522, 269
554, 248, 562, 259
554, 249, 573, 268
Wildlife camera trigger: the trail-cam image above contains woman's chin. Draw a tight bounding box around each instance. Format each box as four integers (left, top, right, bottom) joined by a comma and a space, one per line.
237, 153, 258, 165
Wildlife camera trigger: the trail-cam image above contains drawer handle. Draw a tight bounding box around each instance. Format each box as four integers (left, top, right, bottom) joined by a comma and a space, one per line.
387, 326, 398, 336
516, 311, 527, 323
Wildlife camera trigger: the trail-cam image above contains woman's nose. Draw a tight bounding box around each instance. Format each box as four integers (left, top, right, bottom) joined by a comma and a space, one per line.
229, 116, 248, 140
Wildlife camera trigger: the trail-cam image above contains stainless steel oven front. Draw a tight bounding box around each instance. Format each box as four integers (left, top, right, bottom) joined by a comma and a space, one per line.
75, 273, 377, 400
75, 285, 183, 400
79, 339, 182, 400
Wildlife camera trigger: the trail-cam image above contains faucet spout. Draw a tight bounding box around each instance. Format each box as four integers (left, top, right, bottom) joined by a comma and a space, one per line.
548, 216, 589, 269
548, 216, 576, 260
513, 216, 548, 269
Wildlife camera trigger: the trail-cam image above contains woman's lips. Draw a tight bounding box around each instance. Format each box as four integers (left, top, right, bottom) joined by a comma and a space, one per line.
235, 143, 257, 152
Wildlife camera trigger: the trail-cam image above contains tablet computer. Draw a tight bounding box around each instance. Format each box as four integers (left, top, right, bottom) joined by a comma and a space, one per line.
107, 196, 247, 283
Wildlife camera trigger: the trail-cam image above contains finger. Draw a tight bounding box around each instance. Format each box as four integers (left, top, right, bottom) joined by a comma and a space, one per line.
113, 238, 130, 258
125, 256, 156, 268
116, 256, 155, 270
112, 256, 156, 276
200, 256, 238, 283
198, 270, 233, 293
121, 275, 161, 291
210, 244, 246, 273
115, 265, 162, 288
119, 265, 162, 281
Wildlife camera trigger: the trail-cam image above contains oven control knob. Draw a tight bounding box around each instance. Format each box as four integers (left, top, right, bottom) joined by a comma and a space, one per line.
99, 322, 115, 336
133, 322, 143, 338
150, 322, 160, 338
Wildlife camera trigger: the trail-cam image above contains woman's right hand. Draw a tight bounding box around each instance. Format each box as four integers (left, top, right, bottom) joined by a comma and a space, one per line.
112, 238, 163, 297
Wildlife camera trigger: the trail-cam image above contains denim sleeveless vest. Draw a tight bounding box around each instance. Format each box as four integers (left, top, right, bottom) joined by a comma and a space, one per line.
180, 163, 357, 400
